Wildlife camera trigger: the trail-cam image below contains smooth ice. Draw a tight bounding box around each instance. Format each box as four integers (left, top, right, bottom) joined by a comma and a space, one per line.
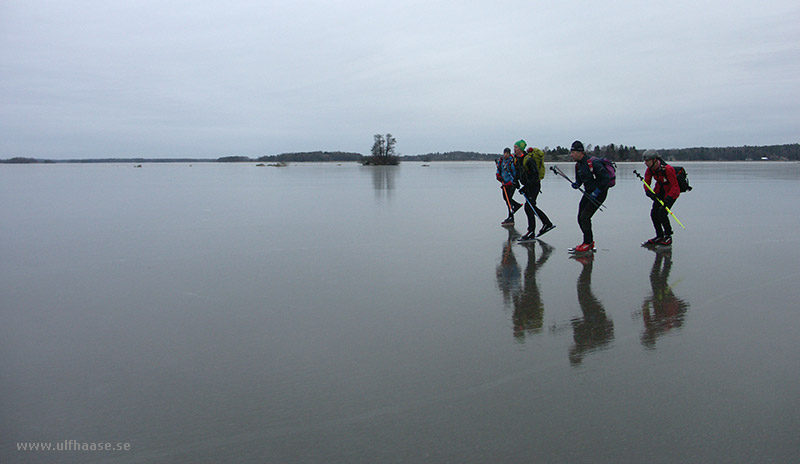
2, 161, 799, 463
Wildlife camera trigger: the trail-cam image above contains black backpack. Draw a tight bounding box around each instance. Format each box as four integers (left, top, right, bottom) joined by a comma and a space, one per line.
669, 165, 692, 192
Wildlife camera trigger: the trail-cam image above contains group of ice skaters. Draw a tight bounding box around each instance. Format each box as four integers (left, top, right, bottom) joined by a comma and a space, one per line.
496, 139, 682, 253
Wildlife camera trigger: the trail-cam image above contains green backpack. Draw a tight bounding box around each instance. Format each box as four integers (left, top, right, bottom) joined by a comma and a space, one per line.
522, 148, 546, 182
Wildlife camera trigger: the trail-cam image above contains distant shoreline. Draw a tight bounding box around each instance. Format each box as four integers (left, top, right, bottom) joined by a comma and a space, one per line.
2, 143, 798, 164
2, 159, 798, 165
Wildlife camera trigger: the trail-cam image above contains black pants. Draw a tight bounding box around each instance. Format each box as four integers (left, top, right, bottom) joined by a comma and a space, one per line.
501, 184, 521, 215
578, 190, 607, 244
520, 182, 552, 232
650, 195, 676, 237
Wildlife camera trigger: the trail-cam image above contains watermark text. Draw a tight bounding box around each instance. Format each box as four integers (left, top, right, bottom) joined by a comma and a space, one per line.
17, 440, 131, 452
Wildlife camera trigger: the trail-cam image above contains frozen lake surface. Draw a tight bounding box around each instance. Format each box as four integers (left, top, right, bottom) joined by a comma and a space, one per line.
2, 161, 799, 463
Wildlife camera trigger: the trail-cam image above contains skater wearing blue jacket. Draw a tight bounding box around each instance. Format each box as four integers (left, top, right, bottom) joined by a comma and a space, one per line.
496, 147, 521, 225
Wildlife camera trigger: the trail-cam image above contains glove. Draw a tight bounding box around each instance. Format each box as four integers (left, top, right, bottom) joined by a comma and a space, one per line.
645, 190, 657, 201
590, 188, 601, 200
496, 173, 503, 182
571, 182, 579, 189
519, 185, 528, 194
502, 181, 514, 189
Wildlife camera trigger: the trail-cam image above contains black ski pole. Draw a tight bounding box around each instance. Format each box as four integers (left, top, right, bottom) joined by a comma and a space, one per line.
549, 166, 606, 211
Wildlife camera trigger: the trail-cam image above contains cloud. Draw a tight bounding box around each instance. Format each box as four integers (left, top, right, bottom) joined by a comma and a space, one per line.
1, 0, 799, 158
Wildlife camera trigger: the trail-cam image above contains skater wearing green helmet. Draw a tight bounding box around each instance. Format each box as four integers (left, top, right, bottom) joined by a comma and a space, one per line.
513, 139, 555, 242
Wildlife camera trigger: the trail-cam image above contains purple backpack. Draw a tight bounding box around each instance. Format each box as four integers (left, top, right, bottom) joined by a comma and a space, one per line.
587, 157, 617, 188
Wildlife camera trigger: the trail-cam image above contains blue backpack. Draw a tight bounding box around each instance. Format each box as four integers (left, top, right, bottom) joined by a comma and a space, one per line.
587, 157, 617, 188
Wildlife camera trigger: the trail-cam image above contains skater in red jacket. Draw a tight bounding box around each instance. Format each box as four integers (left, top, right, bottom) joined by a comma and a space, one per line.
641, 150, 681, 246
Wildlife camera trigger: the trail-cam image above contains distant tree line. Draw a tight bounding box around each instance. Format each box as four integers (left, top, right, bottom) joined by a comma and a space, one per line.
657, 144, 800, 161
403, 143, 800, 162
542, 143, 641, 161
219, 152, 364, 162
3, 143, 798, 164
541, 143, 800, 162
1, 157, 42, 164
0, 157, 207, 164
402, 151, 496, 162
256, 151, 363, 163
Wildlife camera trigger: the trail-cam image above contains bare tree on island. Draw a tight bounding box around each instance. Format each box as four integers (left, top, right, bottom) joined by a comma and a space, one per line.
363, 133, 400, 165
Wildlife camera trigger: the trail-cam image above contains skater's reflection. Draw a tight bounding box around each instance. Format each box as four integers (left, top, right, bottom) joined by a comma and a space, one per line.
511, 240, 553, 340
638, 250, 690, 349
496, 229, 554, 341
496, 227, 521, 308
569, 254, 614, 366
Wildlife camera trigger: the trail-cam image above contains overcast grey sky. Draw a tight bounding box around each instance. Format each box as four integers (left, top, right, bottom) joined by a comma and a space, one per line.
2, 0, 798, 159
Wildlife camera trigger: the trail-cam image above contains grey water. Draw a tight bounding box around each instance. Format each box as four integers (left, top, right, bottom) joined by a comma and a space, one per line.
2, 161, 799, 463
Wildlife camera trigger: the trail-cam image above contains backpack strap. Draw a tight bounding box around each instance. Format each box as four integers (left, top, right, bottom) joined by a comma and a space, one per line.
526, 153, 539, 177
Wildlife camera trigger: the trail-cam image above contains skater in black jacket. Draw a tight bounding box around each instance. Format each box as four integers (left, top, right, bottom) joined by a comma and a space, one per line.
569, 140, 611, 253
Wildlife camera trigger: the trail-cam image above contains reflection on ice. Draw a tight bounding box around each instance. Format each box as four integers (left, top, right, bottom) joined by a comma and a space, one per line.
512, 240, 553, 339
495, 227, 522, 308
636, 248, 690, 349
495, 229, 555, 340
368, 165, 397, 197
569, 254, 615, 366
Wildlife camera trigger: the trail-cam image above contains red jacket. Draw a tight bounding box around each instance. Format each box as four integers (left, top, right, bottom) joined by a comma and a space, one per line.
644, 163, 680, 200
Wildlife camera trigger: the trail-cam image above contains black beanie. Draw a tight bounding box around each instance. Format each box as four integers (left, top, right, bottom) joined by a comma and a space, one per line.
571, 140, 584, 152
